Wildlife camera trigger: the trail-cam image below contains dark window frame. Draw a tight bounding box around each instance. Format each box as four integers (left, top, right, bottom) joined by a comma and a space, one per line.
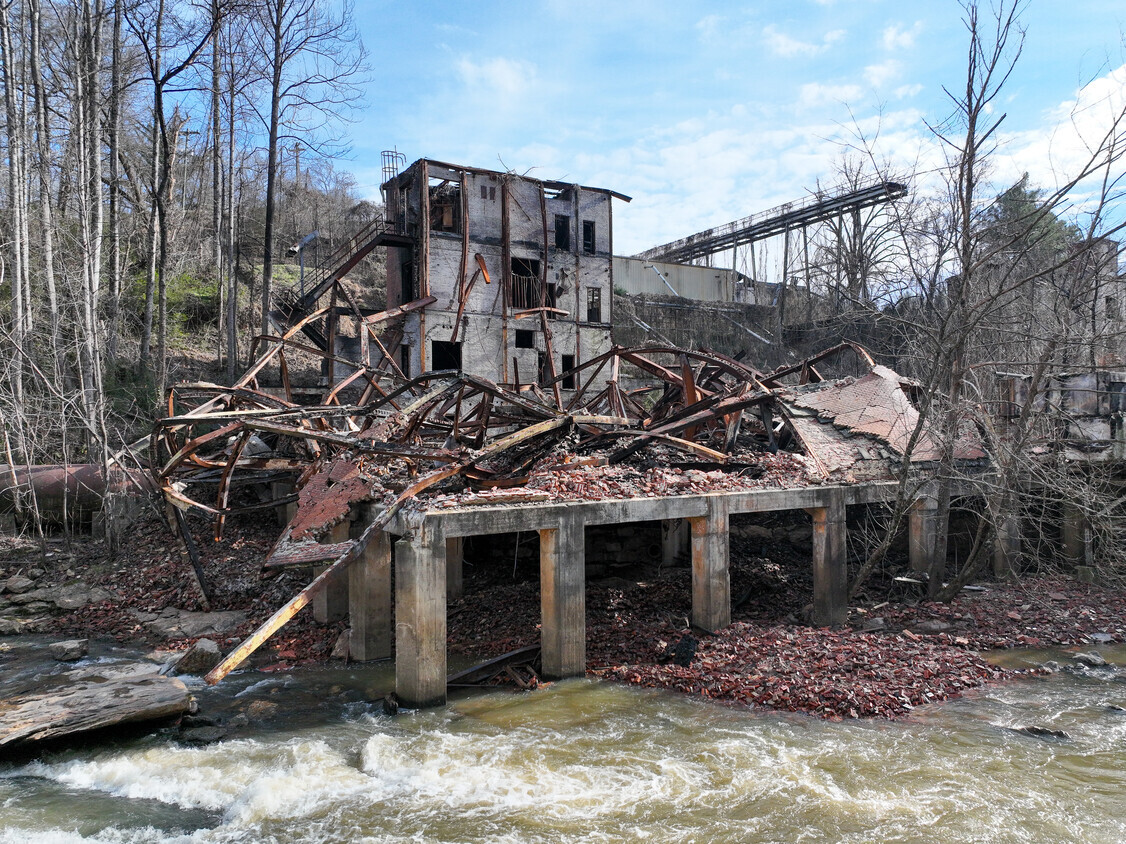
586, 286, 602, 323
515, 329, 536, 349
582, 220, 596, 254
554, 214, 571, 251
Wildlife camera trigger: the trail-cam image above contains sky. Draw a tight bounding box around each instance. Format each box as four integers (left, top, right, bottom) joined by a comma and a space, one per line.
340, 1, 1126, 256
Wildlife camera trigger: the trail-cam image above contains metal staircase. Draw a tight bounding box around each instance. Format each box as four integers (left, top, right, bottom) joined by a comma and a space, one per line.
270, 214, 412, 351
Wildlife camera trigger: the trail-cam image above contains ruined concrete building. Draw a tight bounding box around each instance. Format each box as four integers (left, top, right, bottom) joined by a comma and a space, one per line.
378, 159, 630, 394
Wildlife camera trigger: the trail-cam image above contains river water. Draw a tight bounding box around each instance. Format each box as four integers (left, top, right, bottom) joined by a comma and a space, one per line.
2, 646, 1125, 844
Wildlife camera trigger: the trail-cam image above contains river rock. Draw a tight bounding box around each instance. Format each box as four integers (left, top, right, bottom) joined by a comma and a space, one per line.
1010, 725, 1071, 740
49, 639, 88, 662
1073, 652, 1108, 668
914, 620, 953, 634
144, 609, 246, 640
4, 575, 34, 595
1089, 633, 1115, 644
330, 629, 351, 660
0, 666, 191, 750
9, 583, 111, 611
245, 700, 278, 720
170, 638, 222, 676
179, 725, 227, 745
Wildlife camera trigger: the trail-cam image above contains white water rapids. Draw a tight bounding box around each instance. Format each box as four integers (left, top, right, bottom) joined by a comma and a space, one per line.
2, 652, 1126, 843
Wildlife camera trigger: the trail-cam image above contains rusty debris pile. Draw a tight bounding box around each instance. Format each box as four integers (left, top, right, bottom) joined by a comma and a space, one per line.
149, 285, 981, 679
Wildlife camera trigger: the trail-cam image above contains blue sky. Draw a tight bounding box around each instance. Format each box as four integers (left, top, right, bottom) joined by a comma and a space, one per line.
344, 1, 1126, 255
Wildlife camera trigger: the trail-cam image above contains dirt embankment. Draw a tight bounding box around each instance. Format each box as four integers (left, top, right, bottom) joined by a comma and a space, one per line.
3, 515, 1124, 720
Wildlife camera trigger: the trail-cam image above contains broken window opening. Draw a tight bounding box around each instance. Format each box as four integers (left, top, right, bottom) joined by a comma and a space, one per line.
586, 287, 602, 323
431, 340, 463, 372
1107, 296, 1119, 321
537, 351, 550, 385
515, 329, 536, 349
561, 354, 576, 389
510, 257, 542, 309
546, 283, 559, 319
583, 220, 596, 254
554, 214, 571, 251
401, 257, 417, 304
399, 344, 411, 378
429, 178, 461, 233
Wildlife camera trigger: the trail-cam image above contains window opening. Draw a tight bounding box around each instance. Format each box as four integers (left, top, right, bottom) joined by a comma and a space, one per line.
428, 177, 461, 233
586, 287, 602, 323
480, 184, 488, 200
554, 214, 571, 251
515, 329, 535, 349
510, 257, 542, 309
1107, 296, 1120, 321
399, 345, 411, 378
561, 354, 576, 389
537, 351, 550, 385
431, 340, 462, 372
546, 283, 559, 319
583, 220, 596, 254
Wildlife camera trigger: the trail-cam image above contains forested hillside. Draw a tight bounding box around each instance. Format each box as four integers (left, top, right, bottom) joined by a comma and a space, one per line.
0, 0, 376, 473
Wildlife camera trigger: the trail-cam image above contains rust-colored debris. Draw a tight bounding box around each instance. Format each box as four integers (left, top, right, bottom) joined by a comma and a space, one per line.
149, 276, 983, 681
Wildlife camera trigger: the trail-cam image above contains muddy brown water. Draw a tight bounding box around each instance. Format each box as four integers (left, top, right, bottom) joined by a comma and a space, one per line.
1, 640, 1125, 843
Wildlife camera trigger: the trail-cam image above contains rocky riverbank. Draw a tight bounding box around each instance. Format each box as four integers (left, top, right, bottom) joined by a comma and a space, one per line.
2, 515, 1124, 723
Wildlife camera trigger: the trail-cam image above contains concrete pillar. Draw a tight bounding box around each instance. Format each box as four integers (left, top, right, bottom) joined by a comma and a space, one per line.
908, 497, 939, 574
395, 526, 447, 708
806, 492, 847, 627
349, 522, 391, 661
688, 500, 730, 633
313, 519, 350, 624
661, 518, 690, 567
1061, 501, 1093, 567
539, 511, 585, 679
446, 536, 464, 600
993, 514, 1021, 578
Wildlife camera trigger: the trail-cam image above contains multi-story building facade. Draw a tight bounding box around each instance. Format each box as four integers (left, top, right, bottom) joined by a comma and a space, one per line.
380, 159, 630, 394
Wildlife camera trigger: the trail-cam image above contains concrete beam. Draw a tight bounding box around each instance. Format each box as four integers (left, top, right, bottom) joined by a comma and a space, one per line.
539, 511, 585, 679
446, 536, 464, 600
395, 528, 447, 708
349, 525, 391, 661
806, 491, 847, 627
908, 497, 939, 574
314, 519, 350, 624
271, 480, 298, 527
689, 500, 730, 632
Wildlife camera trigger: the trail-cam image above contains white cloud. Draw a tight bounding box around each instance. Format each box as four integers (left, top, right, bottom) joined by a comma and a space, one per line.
882, 22, 923, 51
864, 59, 902, 88
798, 82, 864, 109
456, 57, 536, 98
763, 24, 845, 58
894, 83, 924, 99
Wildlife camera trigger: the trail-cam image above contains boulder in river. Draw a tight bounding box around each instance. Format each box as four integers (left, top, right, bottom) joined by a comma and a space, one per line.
49, 639, 88, 662
0, 664, 192, 751
1009, 725, 1071, 740
169, 638, 222, 676
1073, 652, 1109, 668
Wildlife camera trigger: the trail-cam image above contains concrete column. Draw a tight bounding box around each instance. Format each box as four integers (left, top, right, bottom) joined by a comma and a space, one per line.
313, 519, 350, 624
271, 480, 298, 526
688, 499, 730, 633
661, 518, 690, 568
993, 514, 1021, 578
349, 523, 391, 661
908, 497, 939, 574
395, 525, 447, 708
446, 536, 464, 600
806, 491, 847, 627
1061, 501, 1093, 567
539, 511, 585, 679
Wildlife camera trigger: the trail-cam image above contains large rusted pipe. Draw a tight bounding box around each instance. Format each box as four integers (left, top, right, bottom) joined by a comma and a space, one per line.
0, 465, 156, 521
